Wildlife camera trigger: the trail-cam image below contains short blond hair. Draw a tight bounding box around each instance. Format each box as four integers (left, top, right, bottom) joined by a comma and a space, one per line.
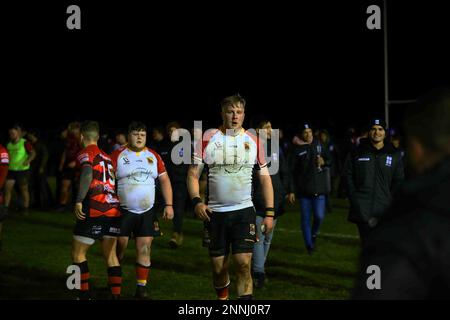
220, 94, 246, 111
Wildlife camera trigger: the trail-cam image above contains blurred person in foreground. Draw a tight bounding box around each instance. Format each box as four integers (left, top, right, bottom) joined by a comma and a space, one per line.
353, 87, 450, 299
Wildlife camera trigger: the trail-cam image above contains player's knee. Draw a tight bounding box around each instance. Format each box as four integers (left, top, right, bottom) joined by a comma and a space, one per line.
235, 259, 251, 274
137, 242, 151, 258
72, 249, 86, 263
212, 263, 227, 276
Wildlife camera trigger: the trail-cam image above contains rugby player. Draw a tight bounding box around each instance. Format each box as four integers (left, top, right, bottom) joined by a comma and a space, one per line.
111, 121, 174, 299
0, 144, 9, 251
72, 121, 122, 300
187, 94, 274, 300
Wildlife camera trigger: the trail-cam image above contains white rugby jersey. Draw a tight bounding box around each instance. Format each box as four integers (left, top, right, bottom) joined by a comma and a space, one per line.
193, 128, 267, 212
111, 146, 166, 214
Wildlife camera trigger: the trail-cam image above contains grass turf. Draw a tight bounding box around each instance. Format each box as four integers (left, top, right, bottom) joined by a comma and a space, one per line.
0, 198, 360, 300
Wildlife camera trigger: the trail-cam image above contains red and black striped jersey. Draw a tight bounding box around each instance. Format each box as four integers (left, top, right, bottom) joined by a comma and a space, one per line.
76, 144, 120, 218
0, 144, 9, 190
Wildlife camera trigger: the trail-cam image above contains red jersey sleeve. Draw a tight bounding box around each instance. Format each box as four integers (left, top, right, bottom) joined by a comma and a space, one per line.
77, 148, 94, 167
256, 138, 267, 168
25, 141, 33, 153
193, 128, 217, 163
151, 150, 167, 176
0, 149, 9, 166
109, 147, 124, 170
247, 131, 267, 169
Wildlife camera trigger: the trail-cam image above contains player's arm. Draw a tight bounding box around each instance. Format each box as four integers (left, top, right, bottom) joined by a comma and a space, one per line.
258, 166, 275, 234
187, 163, 211, 221
59, 151, 66, 172
24, 142, 36, 166
74, 164, 93, 220
187, 163, 203, 199
158, 172, 174, 220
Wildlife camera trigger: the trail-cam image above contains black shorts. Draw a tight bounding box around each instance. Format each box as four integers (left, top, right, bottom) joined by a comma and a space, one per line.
7, 170, 30, 186
119, 208, 161, 238
204, 206, 257, 257
73, 215, 121, 240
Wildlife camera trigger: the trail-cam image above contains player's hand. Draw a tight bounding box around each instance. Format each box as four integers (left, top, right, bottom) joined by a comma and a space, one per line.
262, 216, 274, 235
287, 193, 296, 204
74, 202, 85, 220
317, 156, 325, 167
68, 161, 76, 169
194, 202, 212, 221
163, 205, 174, 220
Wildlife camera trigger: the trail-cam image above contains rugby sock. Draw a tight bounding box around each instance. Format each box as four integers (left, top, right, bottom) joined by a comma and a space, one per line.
75, 261, 90, 298
136, 263, 150, 287
107, 266, 122, 297
237, 294, 254, 300
215, 281, 230, 300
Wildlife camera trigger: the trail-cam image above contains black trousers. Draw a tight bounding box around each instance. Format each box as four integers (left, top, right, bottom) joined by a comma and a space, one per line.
172, 182, 188, 233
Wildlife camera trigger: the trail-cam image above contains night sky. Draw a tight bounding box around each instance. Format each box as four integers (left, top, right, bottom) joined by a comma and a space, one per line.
2, 1, 450, 138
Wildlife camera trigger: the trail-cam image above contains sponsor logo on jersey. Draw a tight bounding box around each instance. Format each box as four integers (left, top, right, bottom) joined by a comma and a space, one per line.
104, 184, 114, 193
244, 142, 250, 150
130, 168, 151, 182
105, 193, 119, 204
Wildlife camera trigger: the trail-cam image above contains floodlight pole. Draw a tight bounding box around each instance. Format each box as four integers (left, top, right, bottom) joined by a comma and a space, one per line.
384, 0, 389, 127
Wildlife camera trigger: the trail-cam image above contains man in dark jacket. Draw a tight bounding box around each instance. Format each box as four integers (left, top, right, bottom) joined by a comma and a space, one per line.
343, 119, 404, 245
289, 122, 331, 255
152, 122, 190, 248
353, 86, 450, 299
251, 120, 293, 288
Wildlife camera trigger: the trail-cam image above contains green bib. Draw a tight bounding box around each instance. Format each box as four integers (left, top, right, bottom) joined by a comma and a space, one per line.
7, 138, 30, 171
